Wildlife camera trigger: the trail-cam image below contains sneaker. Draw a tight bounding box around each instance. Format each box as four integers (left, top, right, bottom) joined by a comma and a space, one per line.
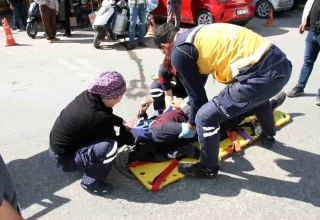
47, 39, 53, 43
81, 174, 113, 195
287, 85, 304, 98
138, 42, 147, 47
260, 132, 275, 148
270, 91, 287, 110
127, 43, 135, 50
52, 37, 60, 41
316, 95, 320, 106
178, 162, 219, 179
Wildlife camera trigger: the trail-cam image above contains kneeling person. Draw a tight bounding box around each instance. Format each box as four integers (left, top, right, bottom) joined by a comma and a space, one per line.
49, 71, 149, 195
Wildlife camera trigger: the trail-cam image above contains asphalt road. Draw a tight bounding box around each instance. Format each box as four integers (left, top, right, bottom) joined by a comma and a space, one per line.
1, 11, 320, 220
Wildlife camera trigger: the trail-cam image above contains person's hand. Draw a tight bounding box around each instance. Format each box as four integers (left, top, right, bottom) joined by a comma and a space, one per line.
9, 4, 14, 11
139, 97, 152, 114
71, 9, 74, 13
131, 124, 152, 139
45, 0, 50, 6
179, 123, 196, 139
56, 10, 59, 15
163, 106, 173, 113
299, 21, 307, 34
172, 98, 186, 109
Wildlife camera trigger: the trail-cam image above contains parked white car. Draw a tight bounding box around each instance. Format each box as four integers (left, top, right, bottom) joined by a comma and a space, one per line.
254, 0, 294, 18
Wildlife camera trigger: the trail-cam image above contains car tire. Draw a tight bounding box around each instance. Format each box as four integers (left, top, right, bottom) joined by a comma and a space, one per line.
255, 0, 273, 19
196, 10, 215, 26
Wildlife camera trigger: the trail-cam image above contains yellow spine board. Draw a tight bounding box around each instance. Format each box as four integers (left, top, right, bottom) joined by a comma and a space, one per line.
128, 110, 291, 191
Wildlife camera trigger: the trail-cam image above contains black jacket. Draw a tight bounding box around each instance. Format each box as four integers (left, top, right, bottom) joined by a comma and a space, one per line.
50, 90, 124, 155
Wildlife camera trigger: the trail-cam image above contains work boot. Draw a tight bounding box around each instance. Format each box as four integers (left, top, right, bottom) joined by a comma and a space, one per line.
178, 162, 219, 179
287, 85, 304, 97
316, 95, 320, 106
259, 132, 275, 148
270, 91, 286, 110
127, 43, 135, 50
81, 174, 113, 195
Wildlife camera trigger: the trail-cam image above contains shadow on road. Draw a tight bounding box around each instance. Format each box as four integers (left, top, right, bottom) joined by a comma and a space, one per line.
6, 150, 81, 220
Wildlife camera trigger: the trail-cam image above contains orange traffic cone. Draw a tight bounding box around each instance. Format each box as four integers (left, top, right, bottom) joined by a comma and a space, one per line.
1, 18, 17, 47
264, 8, 274, 27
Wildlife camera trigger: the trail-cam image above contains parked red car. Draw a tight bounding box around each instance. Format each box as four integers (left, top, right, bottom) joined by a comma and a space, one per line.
153, 0, 255, 26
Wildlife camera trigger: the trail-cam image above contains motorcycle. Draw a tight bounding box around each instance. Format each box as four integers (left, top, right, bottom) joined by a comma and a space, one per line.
26, 1, 41, 38
93, 0, 152, 48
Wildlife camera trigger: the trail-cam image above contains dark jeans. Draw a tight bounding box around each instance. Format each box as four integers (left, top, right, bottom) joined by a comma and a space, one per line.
49, 139, 117, 182
297, 31, 320, 95
40, 5, 57, 39
149, 75, 208, 112
167, 3, 181, 28
195, 45, 292, 169
12, 2, 27, 29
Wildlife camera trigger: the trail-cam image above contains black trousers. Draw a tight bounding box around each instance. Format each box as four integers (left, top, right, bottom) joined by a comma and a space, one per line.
63, 19, 71, 35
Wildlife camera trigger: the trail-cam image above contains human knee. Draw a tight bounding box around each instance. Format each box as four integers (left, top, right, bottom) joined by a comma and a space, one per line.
195, 102, 223, 127
149, 81, 164, 98
92, 140, 118, 164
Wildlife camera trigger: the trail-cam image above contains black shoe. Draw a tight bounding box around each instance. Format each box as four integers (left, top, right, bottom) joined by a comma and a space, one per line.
260, 132, 275, 148
316, 95, 320, 106
287, 85, 304, 97
81, 175, 113, 195
178, 162, 219, 179
138, 42, 147, 47
270, 92, 287, 110
63, 33, 67, 37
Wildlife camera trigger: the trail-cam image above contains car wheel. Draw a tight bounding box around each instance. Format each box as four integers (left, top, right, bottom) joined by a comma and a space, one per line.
255, 0, 273, 19
196, 10, 215, 26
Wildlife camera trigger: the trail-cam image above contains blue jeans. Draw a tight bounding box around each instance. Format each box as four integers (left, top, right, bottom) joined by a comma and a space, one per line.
49, 139, 117, 182
195, 45, 292, 169
129, 4, 146, 43
12, 2, 27, 29
297, 31, 320, 95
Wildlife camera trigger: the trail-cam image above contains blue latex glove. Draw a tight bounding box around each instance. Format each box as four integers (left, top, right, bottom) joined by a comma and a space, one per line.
179, 123, 196, 139
131, 124, 152, 139
163, 106, 173, 113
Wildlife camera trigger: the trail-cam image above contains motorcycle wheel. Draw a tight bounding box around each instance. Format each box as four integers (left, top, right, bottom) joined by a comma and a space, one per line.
93, 30, 103, 49
26, 22, 38, 39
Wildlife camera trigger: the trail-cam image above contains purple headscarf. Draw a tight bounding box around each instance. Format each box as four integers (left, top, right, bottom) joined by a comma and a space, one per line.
88, 71, 126, 100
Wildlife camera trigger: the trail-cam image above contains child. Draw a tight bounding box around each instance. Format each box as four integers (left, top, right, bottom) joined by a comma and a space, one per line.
49, 71, 150, 195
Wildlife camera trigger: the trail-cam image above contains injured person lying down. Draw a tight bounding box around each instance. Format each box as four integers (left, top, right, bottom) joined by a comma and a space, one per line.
119, 92, 287, 163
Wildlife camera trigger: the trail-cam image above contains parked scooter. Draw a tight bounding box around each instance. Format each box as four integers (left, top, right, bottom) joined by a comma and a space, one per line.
93, 0, 151, 48
26, 1, 41, 38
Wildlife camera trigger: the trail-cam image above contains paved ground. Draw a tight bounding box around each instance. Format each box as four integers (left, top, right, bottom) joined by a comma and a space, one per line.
1, 11, 320, 220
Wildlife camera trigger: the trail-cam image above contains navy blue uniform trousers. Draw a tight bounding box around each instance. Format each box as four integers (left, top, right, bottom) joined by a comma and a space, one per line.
49, 139, 117, 182
195, 45, 292, 169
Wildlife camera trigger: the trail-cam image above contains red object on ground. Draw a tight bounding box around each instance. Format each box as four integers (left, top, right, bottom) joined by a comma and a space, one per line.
153, 0, 255, 26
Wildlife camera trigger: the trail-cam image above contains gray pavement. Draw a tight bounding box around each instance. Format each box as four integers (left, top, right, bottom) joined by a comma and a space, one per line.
1, 11, 320, 220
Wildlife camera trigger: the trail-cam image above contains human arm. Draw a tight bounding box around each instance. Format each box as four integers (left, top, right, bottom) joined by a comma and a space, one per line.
171, 44, 208, 128
158, 64, 175, 109
137, 97, 152, 119
55, 0, 59, 13
0, 199, 23, 220
300, 0, 314, 34
69, 0, 74, 12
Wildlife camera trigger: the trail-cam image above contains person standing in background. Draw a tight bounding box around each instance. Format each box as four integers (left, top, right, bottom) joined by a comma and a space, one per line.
35, 0, 60, 43
146, 0, 158, 35
287, 0, 320, 105
58, 0, 74, 37
167, 0, 182, 29
127, 0, 148, 50
7, 0, 27, 31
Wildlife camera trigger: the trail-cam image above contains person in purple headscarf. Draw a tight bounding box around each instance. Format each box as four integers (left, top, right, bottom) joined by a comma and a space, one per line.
49, 71, 151, 195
